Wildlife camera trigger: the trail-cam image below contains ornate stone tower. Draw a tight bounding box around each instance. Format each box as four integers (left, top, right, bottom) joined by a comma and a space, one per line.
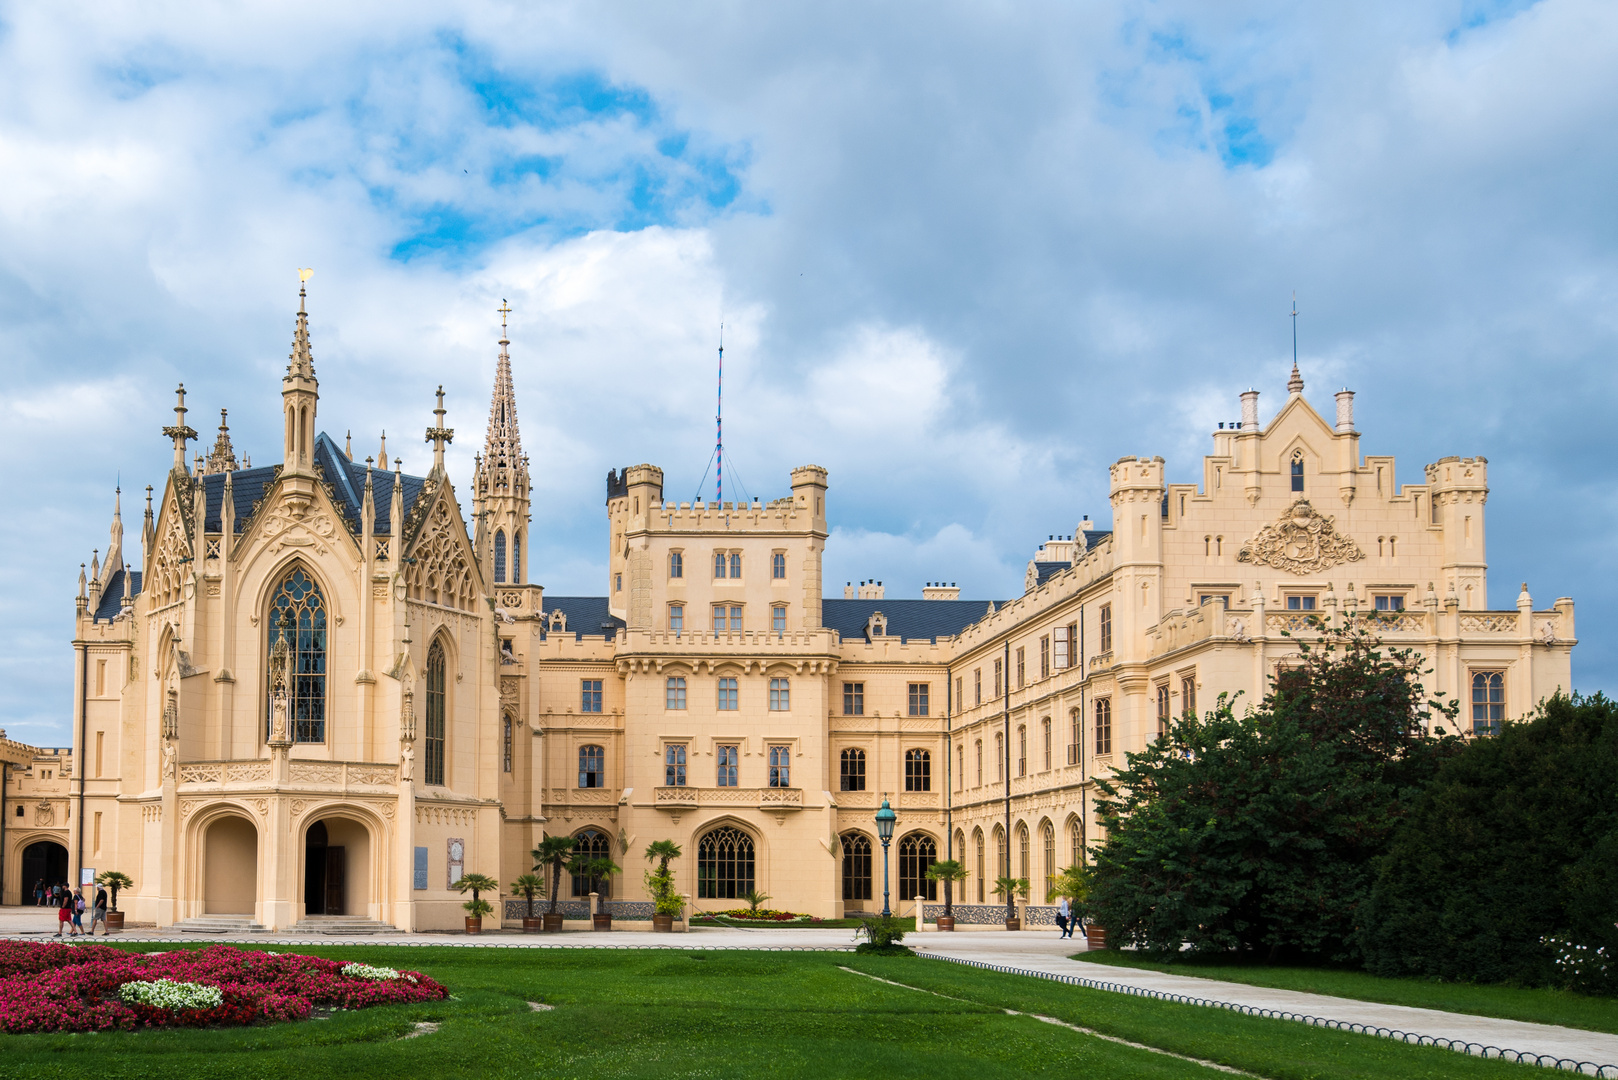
472, 302, 531, 587
282, 271, 319, 477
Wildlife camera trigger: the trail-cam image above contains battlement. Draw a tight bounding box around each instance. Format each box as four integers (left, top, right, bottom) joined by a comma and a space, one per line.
1425, 456, 1489, 489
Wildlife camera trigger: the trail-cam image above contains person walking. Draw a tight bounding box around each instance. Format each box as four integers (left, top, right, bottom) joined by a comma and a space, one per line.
32, 879, 43, 907
53, 895, 72, 937
90, 888, 109, 936
1056, 895, 1073, 939
70, 888, 87, 936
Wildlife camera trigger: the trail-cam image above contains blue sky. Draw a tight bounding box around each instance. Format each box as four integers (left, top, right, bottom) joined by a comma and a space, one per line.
1, 0, 1615, 742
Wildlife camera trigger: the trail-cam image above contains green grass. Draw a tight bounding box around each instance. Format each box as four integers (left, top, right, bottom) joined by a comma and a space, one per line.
1076, 950, 1618, 1035
689, 915, 916, 930
0, 945, 1558, 1080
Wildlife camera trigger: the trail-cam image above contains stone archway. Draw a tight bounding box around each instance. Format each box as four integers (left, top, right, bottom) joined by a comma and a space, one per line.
203, 816, 258, 915
21, 840, 68, 898
303, 816, 373, 917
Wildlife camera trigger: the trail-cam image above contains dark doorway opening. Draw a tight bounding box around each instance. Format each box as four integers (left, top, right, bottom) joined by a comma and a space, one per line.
303, 820, 346, 915
21, 841, 68, 897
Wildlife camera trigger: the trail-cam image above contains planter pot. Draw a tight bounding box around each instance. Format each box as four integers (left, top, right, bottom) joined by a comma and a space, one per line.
651, 914, 675, 932
542, 913, 564, 932
465, 917, 483, 935
521, 917, 544, 932
1004, 918, 1022, 932
936, 916, 955, 932
1084, 925, 1108, 950
591, 913, 613, 931
105, 911, 125, 931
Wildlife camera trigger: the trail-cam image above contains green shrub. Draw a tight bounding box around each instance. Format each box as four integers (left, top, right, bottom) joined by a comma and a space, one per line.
855, 912, 910, 953
1361, 693, 1618, 991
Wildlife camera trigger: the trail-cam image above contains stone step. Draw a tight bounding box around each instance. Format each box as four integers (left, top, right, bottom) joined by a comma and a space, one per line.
172, 916, 267, 934
292, 917, 398, 935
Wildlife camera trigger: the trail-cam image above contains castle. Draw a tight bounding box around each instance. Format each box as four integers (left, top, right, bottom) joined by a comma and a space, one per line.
25, 285, 1576, 929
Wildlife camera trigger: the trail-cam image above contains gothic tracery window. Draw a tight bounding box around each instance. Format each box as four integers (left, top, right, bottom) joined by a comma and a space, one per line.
425, 641, 447, 785
697, 825, 755, 899
267, 566, 327, 744
841, 832, 872, 901
899, 833, 937, 901
494, 530, 507, 584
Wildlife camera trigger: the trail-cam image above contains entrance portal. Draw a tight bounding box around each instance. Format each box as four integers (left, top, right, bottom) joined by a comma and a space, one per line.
203, 816, 259, 915
302, 817, 371, 916
21, 841, 68, 898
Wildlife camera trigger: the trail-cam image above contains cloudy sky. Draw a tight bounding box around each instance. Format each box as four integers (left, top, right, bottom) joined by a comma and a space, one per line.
2, 1, 1614, 742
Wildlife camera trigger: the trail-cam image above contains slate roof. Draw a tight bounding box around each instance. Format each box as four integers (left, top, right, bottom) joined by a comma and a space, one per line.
199, 432, 428, 536
542, 597, 625, 642
821, 598, 1004, 643
1032, 562, 1068, 586
92, 569, 141, 622
1082, 529, 1112, 549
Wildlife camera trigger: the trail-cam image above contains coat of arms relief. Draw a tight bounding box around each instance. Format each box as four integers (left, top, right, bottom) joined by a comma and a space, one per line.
1237, 498, 1364, 575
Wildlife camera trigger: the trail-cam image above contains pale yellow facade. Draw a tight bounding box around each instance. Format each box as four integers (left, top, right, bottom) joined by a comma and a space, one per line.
50, 292, 1576, 929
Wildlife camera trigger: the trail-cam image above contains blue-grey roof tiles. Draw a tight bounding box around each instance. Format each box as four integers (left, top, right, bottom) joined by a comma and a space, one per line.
821, 598, 1005, 643
92, 569, 142, 622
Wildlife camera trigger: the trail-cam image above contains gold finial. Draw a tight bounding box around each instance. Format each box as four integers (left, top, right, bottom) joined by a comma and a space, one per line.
299, 268, 314, 283
498, 299, 511, 330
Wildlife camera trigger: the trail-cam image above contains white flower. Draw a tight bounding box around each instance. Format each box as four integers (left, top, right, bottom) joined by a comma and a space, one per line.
118, 979, 224, 1010
341, 962, 401, 981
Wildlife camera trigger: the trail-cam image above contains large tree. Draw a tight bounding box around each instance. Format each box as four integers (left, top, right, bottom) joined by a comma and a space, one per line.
1361, 693, 1618, 991
1090, 618, 1460, 962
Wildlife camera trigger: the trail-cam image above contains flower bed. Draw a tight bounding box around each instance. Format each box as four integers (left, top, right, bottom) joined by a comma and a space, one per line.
0, 942, 446, 1033
692, 909, 816, 923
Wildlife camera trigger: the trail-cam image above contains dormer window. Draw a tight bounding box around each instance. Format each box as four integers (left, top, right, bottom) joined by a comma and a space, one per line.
866, 612, 887, 638
1291, 452, 1305, 493
548, 608, 567, 633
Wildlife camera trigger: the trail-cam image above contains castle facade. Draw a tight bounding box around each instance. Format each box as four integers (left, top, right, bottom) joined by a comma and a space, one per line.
34, 288, 1576, 928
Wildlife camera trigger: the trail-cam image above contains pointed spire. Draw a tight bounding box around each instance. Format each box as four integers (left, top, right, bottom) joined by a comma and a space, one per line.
345, 430, 353, 460
1287, 362, 1304, 396
288, 270, 316, 379
426, 385, 454, 473
378, 431, 389, 472
101, 487, 124, 590
77, 564, 88, 614
479, 300, 525, 493
203, 408, 238, 474
142, 485, 155, 554
1287, 292, 1303, 396
162, 384, 198, 471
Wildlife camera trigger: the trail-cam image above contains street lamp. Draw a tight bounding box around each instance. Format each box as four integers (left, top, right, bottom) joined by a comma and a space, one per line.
875, 797, 897, 918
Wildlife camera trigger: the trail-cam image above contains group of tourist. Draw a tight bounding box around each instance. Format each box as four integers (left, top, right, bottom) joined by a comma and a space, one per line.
31, 880, 111, 936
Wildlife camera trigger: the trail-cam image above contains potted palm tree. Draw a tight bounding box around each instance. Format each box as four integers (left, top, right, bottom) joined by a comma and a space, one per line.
577, 856, 621, 930
532, 835, 576, 932
992, 876, 1029, 931
925, 860, 967, 931
510, 873, 546, 932
454, 872, 499, 934
94, 871, 133, 931
644, 840, 683, 932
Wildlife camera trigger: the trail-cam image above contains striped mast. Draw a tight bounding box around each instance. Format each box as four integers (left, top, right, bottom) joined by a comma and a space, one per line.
715, 323, 724, 504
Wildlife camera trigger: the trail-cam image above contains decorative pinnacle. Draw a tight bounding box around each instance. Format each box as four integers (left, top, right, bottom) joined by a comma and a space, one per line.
161, 383, 198, 470
287, 270, 316, 380
426, 384, 454, 471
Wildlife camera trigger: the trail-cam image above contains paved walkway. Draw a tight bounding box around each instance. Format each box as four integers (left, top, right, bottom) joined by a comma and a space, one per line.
2, 906, 1613, 1074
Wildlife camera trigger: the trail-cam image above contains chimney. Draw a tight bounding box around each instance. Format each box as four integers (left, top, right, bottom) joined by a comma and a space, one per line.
1240, 389, 1260, 431
1335, 388, 1355, 433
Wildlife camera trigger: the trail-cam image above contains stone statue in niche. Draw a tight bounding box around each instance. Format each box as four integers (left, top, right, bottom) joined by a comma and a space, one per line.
400, 740, 415, 781
161, 743, 177, 781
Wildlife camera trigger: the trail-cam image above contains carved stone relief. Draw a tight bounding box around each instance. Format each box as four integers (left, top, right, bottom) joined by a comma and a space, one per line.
1237, 499, 1364, 575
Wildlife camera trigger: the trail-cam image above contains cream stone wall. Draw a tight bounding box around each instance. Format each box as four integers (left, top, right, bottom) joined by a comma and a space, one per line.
55, 293, 1577, 928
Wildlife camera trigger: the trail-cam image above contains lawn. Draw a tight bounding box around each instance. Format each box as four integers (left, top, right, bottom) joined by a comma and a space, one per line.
1076, 950, 1618, 1036
1, 945, 1555, 1080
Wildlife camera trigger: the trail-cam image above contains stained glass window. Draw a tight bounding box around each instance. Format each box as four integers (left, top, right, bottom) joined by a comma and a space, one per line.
267, 567, 327, 744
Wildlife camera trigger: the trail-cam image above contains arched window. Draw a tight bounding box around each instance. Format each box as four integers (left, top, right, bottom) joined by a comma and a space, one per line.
697, 825, 755, 899
898, 833, 937, 901
1041, 820, 1055, 888
994, 825, 1007, 880
512, 530, 522, 584
425, 641, 446, 785
669, 551, 684, 579
974, 828, 985, 902
494, 530, 507, 584
571, 828, 612, 897
267, 566, 327, 744
839, 748, 866, 792
1017, 823, 1030, 882
502, 714, 513, 773
578, 745, 604, 788
841, 832, 872, 902
904, 749, 930, 792
1070, 816, 1084, 867
1291, 452, 1304, 493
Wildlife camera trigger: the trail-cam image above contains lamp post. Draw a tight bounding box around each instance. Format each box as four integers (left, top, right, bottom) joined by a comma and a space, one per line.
875, 797, 897, 918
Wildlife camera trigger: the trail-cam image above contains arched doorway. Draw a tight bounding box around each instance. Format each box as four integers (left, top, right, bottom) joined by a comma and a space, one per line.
303, 817, 372, 916
898, 833, 937, 901
840, 832, 872, 907
570, 828, 612, 898
21, 840, 67, 898
203, 816, 258, 915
